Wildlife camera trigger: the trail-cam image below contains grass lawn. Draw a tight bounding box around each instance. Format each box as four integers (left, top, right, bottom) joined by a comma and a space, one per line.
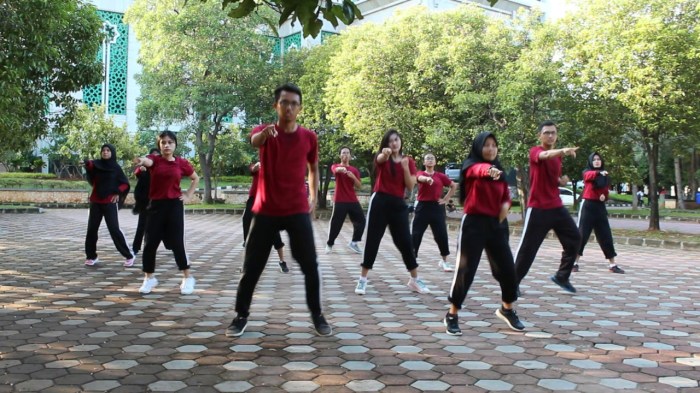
611, 228, 700, 243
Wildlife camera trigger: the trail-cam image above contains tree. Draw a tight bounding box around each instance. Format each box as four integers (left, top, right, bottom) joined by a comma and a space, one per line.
559, 0, 700, 230
47, 105, 138, 178
126, 0, 277, 203
206, 0, 500, 38
0, 0, 104, 156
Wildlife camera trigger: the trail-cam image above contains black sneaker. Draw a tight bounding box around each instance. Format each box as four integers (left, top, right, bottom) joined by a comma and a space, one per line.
311, 313, 332, 336
496, 308, 525, 331
279, 261, 289, 273
225, 316, 248, 337
444, 313, 462, 336
550, 275, 577, 293
609, 265, 625, 274
572, 264, 579, 272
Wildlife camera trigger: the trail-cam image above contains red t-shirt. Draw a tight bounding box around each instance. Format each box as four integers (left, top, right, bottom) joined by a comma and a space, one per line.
416, 171, 452, 202
373, 156, 417, 198
463, 163, 511, 216
527, 146, 563, 209
251, 124, 318, 216
332, 164, 360, 203
581, 170, 609, 201
148, 155, 194, 200
86, 161, 129, 204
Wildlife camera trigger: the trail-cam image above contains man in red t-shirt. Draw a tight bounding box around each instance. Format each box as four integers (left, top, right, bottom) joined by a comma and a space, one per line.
325, 146, 366, 254
514, 121, 582, 294
226, 83, 331, 338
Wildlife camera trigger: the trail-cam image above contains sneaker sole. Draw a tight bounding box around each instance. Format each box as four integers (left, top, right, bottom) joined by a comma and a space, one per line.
355, 290, 365, 295
495, 310, 525, 331
408, 284, 431, 294
225, 325, 248, 337
443, 318, 462, 336
550, 276, 576, 293
314, 327, 333, 336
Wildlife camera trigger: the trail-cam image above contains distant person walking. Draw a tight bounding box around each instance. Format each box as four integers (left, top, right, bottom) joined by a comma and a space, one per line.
412, 153, 456, 272
325, 146, 366, 255
636, 189, 644, 207
242, 161, 289, 273
574, 152, 625, 274
131, 147, 160, 256
83, 143, 134, 267
132, 131, 200, 295
355, 129, 430, 296
514, 121, 581, 294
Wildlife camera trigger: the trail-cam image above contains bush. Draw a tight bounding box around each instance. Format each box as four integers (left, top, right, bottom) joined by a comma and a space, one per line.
0, 172, 57, 179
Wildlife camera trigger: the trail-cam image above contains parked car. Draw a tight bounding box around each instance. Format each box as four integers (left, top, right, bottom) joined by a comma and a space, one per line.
559, 187, 574, 206
444, 162, 461, 181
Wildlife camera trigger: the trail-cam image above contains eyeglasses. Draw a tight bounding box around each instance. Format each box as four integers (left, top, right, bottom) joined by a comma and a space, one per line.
541, 131, 557, 136
278, 100, 300, 109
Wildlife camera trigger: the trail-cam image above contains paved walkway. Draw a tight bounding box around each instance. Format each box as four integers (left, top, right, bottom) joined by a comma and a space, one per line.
1, 209, 699, 392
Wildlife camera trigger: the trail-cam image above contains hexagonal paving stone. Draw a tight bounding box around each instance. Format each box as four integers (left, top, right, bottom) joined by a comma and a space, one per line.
230, 345, 263, 353
284, 362, 318, 371
82, 380, 120, 391
148, 380, 188, 391
69, 345, 100, 352
458, 361, 491, 370
46, 360, 80, 368
545, 344, 575, 352
644, 342, 674, 350
284, 345, 316, 353
659, 376, 698, 388
391, 345, 422, 353
335, 332, 363, 340
223, 361, 258, 371
594, 343, 626, 351
571, 360, 603, 369
16, 380, 53, 391
496, 345, 524, 353
475, 380, 513, 391
281, 381, 319, 392
538, 379, 577, 390
600, 378, 638, 389
104, 360, 138, 370
124, 345, 153, 353
514, 360, 548, 369
176, 345, 207, 353
400, 361, 434, 371
623, 358, 658, 368
338, 345, 369, 354
444, 345, 475, 354
412, 380, 451, 391
163, 360, 198, 370
346, 380, 385, 392
188, 331, 216, 339
342, 361, 375, 371
214, 381, 254, 392
676, 357, 700, 367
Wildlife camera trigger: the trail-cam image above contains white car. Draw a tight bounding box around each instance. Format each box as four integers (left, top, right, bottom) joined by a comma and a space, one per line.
559, 187, 574, 206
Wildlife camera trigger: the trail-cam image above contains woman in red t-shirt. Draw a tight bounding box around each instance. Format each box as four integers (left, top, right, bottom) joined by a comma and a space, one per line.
444, 132, 524, 336
574, 152, 624, 274
83, 143, 133, 267
132, 131, 200, 295
354, 129, 430, 296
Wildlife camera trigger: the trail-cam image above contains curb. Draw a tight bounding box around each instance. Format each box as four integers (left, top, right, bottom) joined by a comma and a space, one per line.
608, 213, 700, 224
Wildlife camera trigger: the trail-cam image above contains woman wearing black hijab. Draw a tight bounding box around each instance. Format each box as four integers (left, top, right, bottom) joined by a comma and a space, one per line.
574, 152, 624, 273
444, 132, 524, 336
84, 143, 134, 267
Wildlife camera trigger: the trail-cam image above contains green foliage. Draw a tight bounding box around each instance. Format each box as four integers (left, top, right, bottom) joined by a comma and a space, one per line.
0, 0, 104, 156
0, 172, 57, 179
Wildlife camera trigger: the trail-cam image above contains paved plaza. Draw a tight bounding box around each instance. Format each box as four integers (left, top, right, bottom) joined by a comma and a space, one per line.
1, 209, 699, 392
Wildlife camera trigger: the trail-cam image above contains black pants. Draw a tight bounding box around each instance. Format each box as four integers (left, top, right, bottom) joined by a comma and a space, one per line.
577, 200, 617, 259
85, 202, 133, 260
514, 207, 581, 282
449, 215, 517, 308
411, 201, 450, 258
142, 199, 190, 273
362, 192, 419, 271
327, 202, 366, 246
132, 212, 147, 254
235, 213, 321, 318
242, 197, 283, 250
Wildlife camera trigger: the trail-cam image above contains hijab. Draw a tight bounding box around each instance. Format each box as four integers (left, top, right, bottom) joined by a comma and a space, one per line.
459, 131, 505, 203
86, 144, 130, 201
584, 151, 609, 189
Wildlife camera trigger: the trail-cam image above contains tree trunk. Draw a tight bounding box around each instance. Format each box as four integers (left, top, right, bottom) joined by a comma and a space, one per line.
690, 147, 698, 201
674, 156, 685, 210
319, 162, 333, 210
516, 166, 529, 222
631, 184, 639, 210
644, 138, 660, 230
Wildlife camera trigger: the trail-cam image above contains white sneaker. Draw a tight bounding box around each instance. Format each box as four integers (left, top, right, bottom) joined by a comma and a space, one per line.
84, 258, 99, 266
348, 242, 363, 254
355, 279, 367, 295
124, 258, 135, 267
180, 276, 196, 295
407, 277, 431, 294
325, 245, 333, 254
139, 276, 158, 294
438, 260, 454, 272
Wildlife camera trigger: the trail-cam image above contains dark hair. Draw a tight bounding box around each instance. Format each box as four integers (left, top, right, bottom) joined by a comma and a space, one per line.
274, 83, 303, 105
537, 120, 558, 134
149, 147, 160, 155
379, 129, 402, 155
339, 146, 352, 154
157, 131, 178, 147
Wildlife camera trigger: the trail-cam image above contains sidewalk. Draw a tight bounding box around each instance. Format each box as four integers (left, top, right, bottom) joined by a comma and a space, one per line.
1, 210, 699, 392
